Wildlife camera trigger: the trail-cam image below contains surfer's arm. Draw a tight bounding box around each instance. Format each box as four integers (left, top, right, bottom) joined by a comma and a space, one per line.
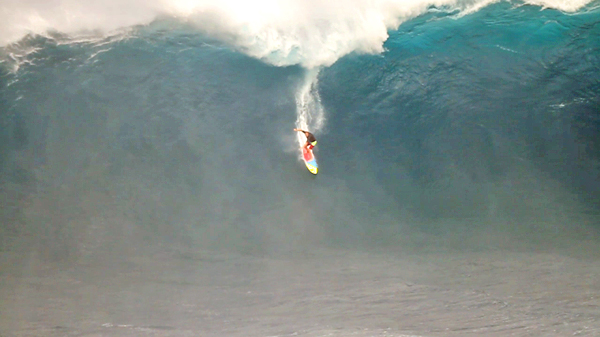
294, 129, 311, 138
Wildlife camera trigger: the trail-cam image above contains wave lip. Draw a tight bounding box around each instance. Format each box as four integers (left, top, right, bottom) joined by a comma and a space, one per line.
1, 0, 597, 68
0, 0, 159, 46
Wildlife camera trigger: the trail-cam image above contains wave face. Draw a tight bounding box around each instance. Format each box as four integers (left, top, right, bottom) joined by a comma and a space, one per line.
1, 1, 599, 260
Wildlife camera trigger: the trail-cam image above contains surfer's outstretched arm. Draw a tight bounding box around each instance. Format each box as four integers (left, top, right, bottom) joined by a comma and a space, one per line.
293, 128, 309, 136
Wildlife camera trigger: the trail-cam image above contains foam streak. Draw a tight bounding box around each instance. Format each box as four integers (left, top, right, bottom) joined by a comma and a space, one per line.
295, 69, 325, 148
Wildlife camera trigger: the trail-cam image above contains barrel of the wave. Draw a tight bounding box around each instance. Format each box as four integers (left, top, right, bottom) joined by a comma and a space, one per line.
302, 146, 318, 175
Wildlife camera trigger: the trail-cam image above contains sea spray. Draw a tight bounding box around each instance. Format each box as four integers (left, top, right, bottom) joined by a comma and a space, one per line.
2, 0, 593, 69
295, 69, 325, 149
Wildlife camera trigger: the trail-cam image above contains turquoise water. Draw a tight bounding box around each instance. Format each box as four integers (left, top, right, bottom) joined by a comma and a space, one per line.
0, 1, 599, 335
1, 1, 599, 253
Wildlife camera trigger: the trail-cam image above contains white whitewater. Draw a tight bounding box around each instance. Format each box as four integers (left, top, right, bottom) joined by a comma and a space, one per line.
1, 0, 593, 67
295, 69, 325, 149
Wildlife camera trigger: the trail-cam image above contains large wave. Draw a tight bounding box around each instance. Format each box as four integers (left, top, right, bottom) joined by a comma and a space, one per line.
0, 0, 598, 264
1, 0, 596, 68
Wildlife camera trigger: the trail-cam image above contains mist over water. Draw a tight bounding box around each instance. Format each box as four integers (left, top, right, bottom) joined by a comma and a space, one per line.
1, 0, 600, 336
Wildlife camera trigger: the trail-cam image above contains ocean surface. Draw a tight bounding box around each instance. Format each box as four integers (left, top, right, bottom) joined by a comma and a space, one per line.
1, 0, 599, 336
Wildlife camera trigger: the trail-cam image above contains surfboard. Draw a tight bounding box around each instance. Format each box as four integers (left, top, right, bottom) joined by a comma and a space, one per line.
302, 147, 318, 175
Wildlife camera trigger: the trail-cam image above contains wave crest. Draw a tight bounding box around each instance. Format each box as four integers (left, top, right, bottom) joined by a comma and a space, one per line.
1, 0, 596, 68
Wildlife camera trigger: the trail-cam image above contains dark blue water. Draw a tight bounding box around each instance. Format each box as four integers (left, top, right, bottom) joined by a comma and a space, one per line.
1, 2, 599, 336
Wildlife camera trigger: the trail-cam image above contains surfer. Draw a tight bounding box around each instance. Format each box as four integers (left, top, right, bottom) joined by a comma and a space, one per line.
294, 128, 317, 151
